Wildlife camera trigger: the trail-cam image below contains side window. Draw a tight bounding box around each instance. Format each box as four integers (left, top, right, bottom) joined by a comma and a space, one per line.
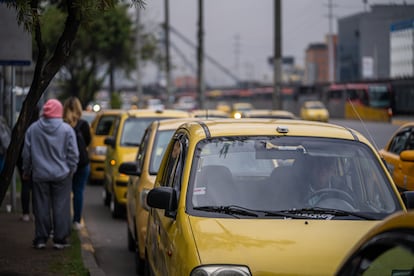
405, 132, 414, 150
160, 135, 187, 189
112, 116, 121, 138
136, 127, 151, 169
160, 139, 181, 188
389, 130, 410, 154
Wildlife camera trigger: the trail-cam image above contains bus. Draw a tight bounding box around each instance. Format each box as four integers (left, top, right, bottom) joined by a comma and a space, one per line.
324, 82, 393, 122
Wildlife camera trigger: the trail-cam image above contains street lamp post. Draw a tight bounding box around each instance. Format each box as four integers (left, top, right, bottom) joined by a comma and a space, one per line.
273, 0, 282, 110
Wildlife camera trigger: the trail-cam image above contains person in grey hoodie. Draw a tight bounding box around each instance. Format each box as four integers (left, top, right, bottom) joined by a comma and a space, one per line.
22, 99, 79, 249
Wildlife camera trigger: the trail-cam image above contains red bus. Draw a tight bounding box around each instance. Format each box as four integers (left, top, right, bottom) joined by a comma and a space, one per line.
325, 82, 393, 122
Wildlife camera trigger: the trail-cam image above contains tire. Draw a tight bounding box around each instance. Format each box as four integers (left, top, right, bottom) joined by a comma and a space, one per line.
127, 224, 135, 252
110, 195, 124, 218
135, 249, 145, 275
103, 188, 111, 207
143, 252, 151, 276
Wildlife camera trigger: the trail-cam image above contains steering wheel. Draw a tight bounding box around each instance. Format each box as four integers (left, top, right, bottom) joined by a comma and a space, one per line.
307, 188, 355, 208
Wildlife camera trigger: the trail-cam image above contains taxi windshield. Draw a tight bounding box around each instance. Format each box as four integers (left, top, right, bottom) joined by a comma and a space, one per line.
188, 136, 401, 220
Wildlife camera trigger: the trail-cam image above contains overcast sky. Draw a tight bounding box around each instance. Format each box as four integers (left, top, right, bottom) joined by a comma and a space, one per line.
140, 0, 414, 86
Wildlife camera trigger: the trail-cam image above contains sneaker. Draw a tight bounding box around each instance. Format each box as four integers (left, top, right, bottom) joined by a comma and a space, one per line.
32, 239, 46, 249
20, 214, 30, 222
53, 240, 70, 249
72, 222, 83, 231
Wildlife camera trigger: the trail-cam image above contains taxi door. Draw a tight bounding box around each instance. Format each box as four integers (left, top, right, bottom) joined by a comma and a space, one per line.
380, 127, 414, 191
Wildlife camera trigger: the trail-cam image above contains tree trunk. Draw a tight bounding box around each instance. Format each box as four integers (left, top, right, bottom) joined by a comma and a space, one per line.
0, 3, 81, 207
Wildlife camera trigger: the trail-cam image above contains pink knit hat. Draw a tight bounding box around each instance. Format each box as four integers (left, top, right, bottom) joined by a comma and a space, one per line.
42, 99, 63, 118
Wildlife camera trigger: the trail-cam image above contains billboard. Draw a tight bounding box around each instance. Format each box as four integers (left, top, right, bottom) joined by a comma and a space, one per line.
0, 3, 32, 66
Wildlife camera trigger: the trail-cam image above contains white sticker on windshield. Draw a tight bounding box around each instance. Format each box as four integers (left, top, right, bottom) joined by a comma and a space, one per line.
194, 187, 206, 195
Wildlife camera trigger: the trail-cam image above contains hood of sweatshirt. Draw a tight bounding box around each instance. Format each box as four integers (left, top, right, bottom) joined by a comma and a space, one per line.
37, 117, 64, 134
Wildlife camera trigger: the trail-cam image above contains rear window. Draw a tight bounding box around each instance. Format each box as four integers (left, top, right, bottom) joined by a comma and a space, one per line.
120, 117, 174, 147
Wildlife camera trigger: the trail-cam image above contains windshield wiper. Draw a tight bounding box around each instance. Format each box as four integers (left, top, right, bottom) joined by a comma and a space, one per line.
193, 205, 259, 218
281, 207, 376, 220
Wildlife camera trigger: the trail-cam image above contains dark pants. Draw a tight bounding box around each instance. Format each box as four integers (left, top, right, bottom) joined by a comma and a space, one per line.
21, 178, 33, 215
32, 176, 72, 243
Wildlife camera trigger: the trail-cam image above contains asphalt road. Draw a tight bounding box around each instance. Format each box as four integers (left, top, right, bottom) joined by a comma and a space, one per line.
83, 184, 136, 276
330, 119, 400, 149
82, 119, 400, 276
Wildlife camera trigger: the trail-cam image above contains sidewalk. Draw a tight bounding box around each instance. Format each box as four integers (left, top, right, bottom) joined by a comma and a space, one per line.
0, 195, 105, 276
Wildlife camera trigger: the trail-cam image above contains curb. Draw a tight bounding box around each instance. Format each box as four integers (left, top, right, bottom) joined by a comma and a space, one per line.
77, 225, 106, 276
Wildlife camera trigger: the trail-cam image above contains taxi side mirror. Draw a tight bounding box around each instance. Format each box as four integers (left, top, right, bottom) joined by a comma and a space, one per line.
147, 186, 177, 218
119, 161, 141, 176
104, 137, 115, 148
400, 150, 414, 162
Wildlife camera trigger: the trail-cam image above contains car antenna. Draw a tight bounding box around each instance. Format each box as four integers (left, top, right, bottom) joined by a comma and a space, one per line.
348, 98, 380, 151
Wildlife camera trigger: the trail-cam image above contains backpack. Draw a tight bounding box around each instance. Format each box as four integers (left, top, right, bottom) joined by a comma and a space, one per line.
0, 118, 11, 155
75, 122, 89, 167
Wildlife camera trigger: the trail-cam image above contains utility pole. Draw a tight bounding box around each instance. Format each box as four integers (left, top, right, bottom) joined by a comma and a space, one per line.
197, 0, 205, 109
273, 0, 282, 110
135, 6, 143, 108
164, 0, 172, 107
327, 0, 335, 83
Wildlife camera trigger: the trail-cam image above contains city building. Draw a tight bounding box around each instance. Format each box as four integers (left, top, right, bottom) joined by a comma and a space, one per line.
390, 18, 414, 78
304, 34, 337, 85
337, 4, 414, 82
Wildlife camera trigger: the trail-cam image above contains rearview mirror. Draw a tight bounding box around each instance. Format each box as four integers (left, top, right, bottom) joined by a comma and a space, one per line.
147, 186, 177, 218
104, 137, 115, 148
119, 161, 141, 176
400, 150, 414, 162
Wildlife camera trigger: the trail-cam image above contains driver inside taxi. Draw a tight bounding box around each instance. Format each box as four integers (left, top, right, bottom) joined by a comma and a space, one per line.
307, 157, 337, 206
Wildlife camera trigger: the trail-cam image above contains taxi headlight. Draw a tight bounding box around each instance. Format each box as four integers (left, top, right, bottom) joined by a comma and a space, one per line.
191, 265, 251, 276
91, 146, 107, 156
233, 112, 242, 119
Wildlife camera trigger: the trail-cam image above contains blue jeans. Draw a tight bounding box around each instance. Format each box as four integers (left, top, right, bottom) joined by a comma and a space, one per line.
0, 155, 4, 172
72, 164, 90, 223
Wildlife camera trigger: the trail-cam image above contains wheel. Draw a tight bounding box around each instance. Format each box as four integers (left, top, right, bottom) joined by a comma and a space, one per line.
308, 188, 355, 208
143, 252, 151, 276
103, 188, 111, 207
127, 224, 135, 252
135, 248, 145, 275
110, 194, 124, 218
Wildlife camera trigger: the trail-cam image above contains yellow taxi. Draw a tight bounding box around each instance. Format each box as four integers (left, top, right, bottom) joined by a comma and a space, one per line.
379, 122, 414, 192
190, 109, 229, 118
119, 118, 200, 274
103, 109, 190, 218
88, 109, 124, 184
336, 210, 414, 275
242, 109, 297, 119
145, 119, 414, 275
300, 100, 330, 122
81, 111, 97, 125
230, 102, 254, 119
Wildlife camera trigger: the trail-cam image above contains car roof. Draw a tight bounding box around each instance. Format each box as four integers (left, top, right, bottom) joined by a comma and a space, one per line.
176, 118, 371, 145
303, 100, 325, 107
152, 118, 204, 131
191, 109, 230, 118
124, 109, 190, 118
243, 109, 296, 119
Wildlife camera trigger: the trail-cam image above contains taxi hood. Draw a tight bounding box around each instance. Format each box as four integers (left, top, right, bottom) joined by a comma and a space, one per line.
188, 216, 379, 275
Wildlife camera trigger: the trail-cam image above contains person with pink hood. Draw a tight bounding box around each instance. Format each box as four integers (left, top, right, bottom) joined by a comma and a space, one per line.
22, 99, 79, 249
